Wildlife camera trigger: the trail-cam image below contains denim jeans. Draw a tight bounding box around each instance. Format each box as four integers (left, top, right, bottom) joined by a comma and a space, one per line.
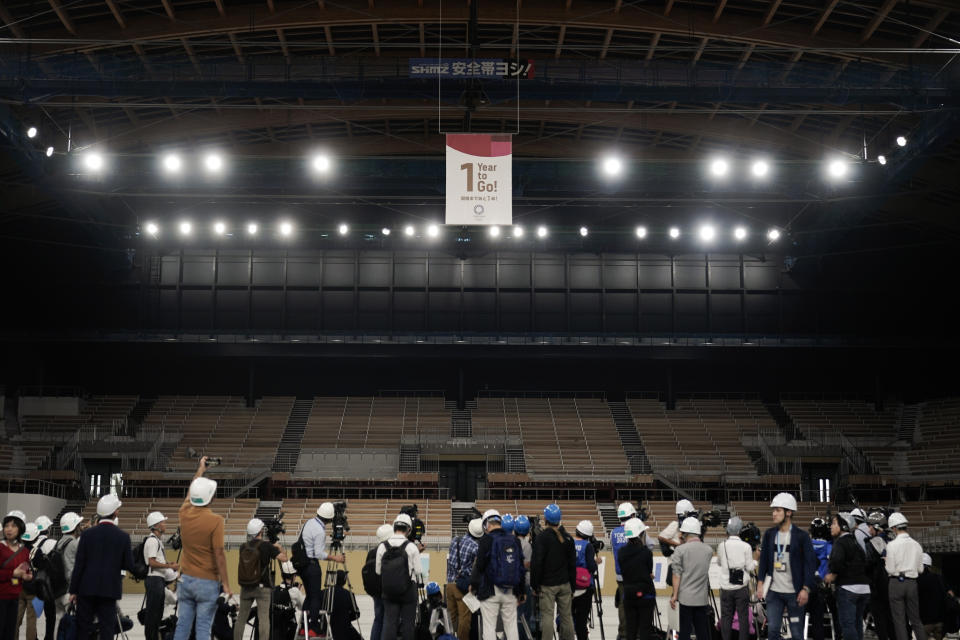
371, 596, 384, 640
835, 589, 869, 640
765, 590, 805, 640
173, 574, 221, 640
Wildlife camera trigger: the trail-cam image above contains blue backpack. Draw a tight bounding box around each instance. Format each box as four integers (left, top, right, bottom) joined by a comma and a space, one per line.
486, 531, 523, 588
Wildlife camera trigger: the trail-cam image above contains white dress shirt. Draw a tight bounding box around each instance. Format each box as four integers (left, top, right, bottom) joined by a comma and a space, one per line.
884, 532, 924, 579
717, 536, 756, 591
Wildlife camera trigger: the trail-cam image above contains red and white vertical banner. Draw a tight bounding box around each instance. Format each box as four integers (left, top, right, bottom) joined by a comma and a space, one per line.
445, 134, 512, 225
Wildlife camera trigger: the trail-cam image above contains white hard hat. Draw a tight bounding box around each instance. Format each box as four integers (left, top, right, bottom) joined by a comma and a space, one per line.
146, 512, 167, 529
850, 508, 866, 522
377, 524, 394, 542
281, 561, 297, 575
887, 512, 908, 529
97, 494, 123, 517
676, 499, 695, 516
189, 477, 217, 507
482, 509, 501, 523
60, 512, 84, 533
468, 518, 484, 538
617, 502, 637, 519
246, 518, 265, 537
624, 517, 648, 539
5, 510, 26, 523
770, 493, 798, 512
317, 502, 335, 519
576, 520, 594, 538
680, 517, 702, 536
394, 513, 413, 529
35, 516, 53, 532
921, 553, 932, 566
22, 522, 40, 542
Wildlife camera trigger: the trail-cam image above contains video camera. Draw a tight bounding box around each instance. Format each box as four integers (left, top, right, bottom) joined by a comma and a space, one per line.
660, 509, 722, 556
167, 528, 182, 551
588, 535, 605, 554
331, 501, 350, 542
187, 447, 222, 467
739, 522, 762, 550
401, 504, 426, 542
264, 513, 285, 544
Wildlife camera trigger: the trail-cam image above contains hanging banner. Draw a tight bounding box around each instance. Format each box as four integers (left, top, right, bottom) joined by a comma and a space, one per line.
445, 134, 512, 226
409, 58, 535, 79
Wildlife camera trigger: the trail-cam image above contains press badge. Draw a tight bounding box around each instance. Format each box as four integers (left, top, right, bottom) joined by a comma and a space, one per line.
774, 556, 787, 571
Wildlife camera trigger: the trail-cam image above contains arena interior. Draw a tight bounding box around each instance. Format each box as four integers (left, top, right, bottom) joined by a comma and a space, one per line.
1, 0, 959, 637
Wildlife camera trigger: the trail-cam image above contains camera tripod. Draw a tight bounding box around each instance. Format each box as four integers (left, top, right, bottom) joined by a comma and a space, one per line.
319, 540, 363, 640
588, 569, 606, 640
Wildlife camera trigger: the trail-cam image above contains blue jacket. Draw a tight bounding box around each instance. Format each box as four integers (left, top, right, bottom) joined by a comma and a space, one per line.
758, 524, 817, 594
812, 539, 832, 579
611, 526, 628, 579
68, 522, 135, 600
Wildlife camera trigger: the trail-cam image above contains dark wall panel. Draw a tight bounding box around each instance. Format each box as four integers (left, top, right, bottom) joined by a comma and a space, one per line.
286, 290, 319, 330
287, 259, 321, 287
216, 290, 248, 330
251, 290, 283, 330
182, 257, 214, 286
217, 257, 249, 286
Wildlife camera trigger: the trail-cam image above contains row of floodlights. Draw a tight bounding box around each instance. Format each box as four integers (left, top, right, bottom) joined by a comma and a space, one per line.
142, 221, 783, 243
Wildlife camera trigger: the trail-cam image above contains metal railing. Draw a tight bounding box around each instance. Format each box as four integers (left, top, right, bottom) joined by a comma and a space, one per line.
1, 477, 67, 499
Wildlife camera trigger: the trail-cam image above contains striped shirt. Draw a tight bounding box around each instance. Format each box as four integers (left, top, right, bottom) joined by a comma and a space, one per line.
446, 534, 479, 583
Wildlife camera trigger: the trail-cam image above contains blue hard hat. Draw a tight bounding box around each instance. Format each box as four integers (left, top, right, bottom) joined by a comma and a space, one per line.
514, 515, 531, 535
426, 582, 441, 596
544, 504, 562, 525
501, 514, 515, 532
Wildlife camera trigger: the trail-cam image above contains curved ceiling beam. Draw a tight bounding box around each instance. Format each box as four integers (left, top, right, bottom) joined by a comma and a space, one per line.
24, 0, 918, 66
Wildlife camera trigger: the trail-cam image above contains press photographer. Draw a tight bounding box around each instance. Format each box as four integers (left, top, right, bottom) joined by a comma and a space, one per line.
234, 518, 288, 640
400, 505, 426, 549
292, 503, 345, 638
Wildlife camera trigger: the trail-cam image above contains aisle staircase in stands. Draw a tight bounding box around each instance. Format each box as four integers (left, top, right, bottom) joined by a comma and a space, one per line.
505, 445, 527, 473
446, 400, 476, 438
52, 499, 87, 540
272, 397, 313, 472
400, 445, 420, 472
128, 396, 158, 434
607, 401, 651, 474
254, 500, 284, 526
598, 503, 620, 534
452, 502, 477, 537
764, 401, 798, 440
896, 403, 922, 443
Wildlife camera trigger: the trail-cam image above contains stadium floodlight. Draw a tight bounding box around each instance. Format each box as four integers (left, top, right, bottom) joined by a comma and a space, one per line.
247, 222, 258, 235
751, 159, 770, 178
312, 154, 332, 173
827, 158, 848, 180
536, 225, 548, 238
699, 225, 716, 242
27, 127, 37, 138
513, 226, 524, 238
427, 224, 440, 238
896, 136, 907, 147
767, 228, 781, 242
877, 155, 887, 165
162, 153, 182, 174
602, 156, 623, 177
381, 227, 391, 236
83, 152, 104, 172
635, 226, 647, 239
46, 147, 54, 157
404, 225, 415, 236
145, 222, 159, 236
579, 226, 588, 237
280, 221, 294, 237
709, 157, 730, 178
213, 221, 227, 235
734, 226, 748, 241
204, 153, 224, 173
489, 225, 501, 238
179, 221, 192, 236
669, 226, 681, 239
338, 223, 349, 236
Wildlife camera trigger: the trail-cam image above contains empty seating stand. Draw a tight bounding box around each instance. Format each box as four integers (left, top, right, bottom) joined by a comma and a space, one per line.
628, 398, 769, 479
299, 397, 452, 450
20, 395, 139, 437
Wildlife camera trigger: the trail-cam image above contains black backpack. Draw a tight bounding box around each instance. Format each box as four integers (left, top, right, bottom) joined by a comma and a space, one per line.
44, 537, 74, 597
380, 541, 412, 601
361, 547, 381, 597
290, 522, 313, 573
130, 536, 151, 581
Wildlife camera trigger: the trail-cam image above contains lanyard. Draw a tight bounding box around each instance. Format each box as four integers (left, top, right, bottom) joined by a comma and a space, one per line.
776, 531, 787, 559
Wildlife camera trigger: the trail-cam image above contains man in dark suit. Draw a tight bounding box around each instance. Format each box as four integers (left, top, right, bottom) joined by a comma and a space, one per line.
68, 494, 135, 640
